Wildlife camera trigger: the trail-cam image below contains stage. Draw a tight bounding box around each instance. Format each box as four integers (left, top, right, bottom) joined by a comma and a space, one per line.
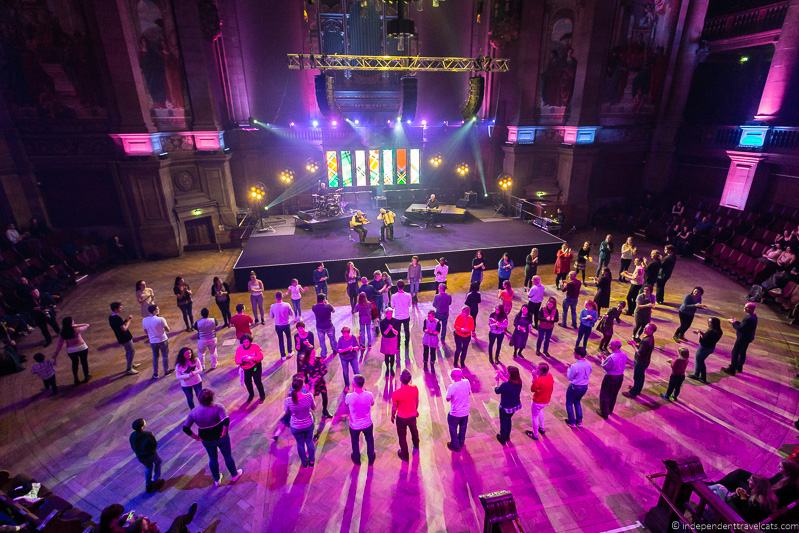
233, 207, 564, 290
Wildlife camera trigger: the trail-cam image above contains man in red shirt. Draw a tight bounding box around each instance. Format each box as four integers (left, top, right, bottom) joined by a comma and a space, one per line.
391, 369, 419, 461
230, 304, 254, 340
525, 362, 554, 441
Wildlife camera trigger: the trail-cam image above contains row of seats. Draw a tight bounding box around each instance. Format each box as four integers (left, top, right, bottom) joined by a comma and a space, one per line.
0, 470, 93, 532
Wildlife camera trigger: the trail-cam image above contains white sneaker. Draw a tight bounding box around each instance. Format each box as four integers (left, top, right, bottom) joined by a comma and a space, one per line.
230, 469, 243, 483
125, 369, 139, 375
213, 474, 223, 487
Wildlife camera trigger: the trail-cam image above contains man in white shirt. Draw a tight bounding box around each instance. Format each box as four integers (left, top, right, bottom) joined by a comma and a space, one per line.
194, 308, 218, 370
527, 275, 546, 329
445, 368, 471, 451
142, 304, 171, 379
269, 291, 294, 360
434, 258, 448, 284
565, 346, 592, 427
345, 374, 375, 465
390, 280, 412, 350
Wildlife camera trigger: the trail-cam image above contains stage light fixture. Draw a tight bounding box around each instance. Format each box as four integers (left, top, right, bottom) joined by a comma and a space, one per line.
312, 120, 319, 127
289, 121, 295, 127
497, 173, 513, 191
249, 183, 267, 203
421, 119, 427, 126
305, 160, 320, 174
354, 119, 360, 125
455, 162, 470, 176
331, 120, 338, 127
406, 119, 411, 125
429, 154, 443, 168
396, 116, 401, 122
278, 169, 295, 185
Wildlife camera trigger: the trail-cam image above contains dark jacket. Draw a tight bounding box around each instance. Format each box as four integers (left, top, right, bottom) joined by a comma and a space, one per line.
129, 430, 157, 464
733, 313, 758, 343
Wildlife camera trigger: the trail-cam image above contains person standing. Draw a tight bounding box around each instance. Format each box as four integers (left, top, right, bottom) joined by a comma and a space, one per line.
723, 302, 758, 376
182, 389, 243, 486
369, 271, 388, 314
109, 302, 138, 375
247, 271, 265, 325
270, 291, 295, 361
621, 257, 645, 314
494, 365, 523, 445
644, 251, 662, 290
230, 304, 254, 341
136, 280, 155, 319
632, 285, 656, 341
575, 300, 598, 351
527, 275, 545, 329
52, 317, 91, 385
656, 245, 677, 304
407, 256, 422, 305
673, 287, 706, 342
194, 308, 218, 370
524, 248, 539, 289
593, 267, 612, 315
354, 293, 373, 352
661, 348, 690, 401
391, 280, 412, 350
536, 297, 559, 357
346, 374, 376, 465
565, 347, 591, 427
211, 277, 231, 327
287, 278, 306, 319
689, 317, 723, 383
464, 283, 482, 334
498, 280, 514, 315
559, 271, 581, 328
619, 237, 637, 280
312, 293, 337, 359
235, 335, 265, 403
344, 262, 360, 310
129, 419, 164, 493
525, 362, 554, 441
391, 369, 420, 461
575, 242, 592, 284
31, 353, 57, 395
624, 323, 656, 398
598, 339, 627, 418
511, 305, 533, 358
497, 253, 514, 290
377, 208, 396, 241
313, 263, 330, 297
294, 322, 316, 373
554, 244, 573, 287
380, 308, 400, 377
446, 368, 471, 451
142, 305, 170, 379
434, 257, 449, 286
422, 310, 442, 370
173, 277, 194, 332
471, 250, 487, 290
453, 305, 475, 368
301, 349, 333, 420
175, 347, 204, 409
284, 377, 316, 467
337, 326, 360, 392
597, 302, 625, 353
595, 235, 613, 278
433, 283, 452, 343
488, 305, 508, 365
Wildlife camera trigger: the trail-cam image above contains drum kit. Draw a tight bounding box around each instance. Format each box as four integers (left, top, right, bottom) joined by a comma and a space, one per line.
311, 188, 345, 217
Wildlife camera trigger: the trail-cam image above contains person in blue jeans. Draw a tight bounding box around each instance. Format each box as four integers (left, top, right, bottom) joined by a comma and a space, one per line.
565, 348, 591, 427
574, 300, 598, 350
129, 418, 164, 493
311, 293, 337, 358
182, 389, 243, 487
337, 326, 360, 391
354, 293, 373, 351
560, 271, 581, 328
284, 376, 317, 467
497, 253, 514, 290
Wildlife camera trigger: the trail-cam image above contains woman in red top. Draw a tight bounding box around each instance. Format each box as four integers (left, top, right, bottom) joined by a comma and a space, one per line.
536, 297, 559, 357
526, 362, 554, 441
235, 334, 265, 403
554, 244, 573, 287
498, 280, 514, 315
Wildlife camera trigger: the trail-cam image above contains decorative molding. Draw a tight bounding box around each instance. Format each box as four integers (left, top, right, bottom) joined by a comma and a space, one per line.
109, 131, 226, 156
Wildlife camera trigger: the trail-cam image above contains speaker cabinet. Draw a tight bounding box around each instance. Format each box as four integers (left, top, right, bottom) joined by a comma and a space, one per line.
399, 76, 418, 122
461, 76, 485, 120
315, 74, 337, 117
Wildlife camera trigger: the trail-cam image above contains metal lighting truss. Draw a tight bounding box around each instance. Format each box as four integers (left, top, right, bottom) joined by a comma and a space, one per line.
287, 54, 510, 73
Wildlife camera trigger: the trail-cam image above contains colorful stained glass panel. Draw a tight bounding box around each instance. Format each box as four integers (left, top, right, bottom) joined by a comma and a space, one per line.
396, 149, 407, 185
355, 150, 367, 186
325, 150, 338, 187
409, 148, 420, 184
382, 149, 393, 185
368, 150, 380, 186
340, 150, 352, 187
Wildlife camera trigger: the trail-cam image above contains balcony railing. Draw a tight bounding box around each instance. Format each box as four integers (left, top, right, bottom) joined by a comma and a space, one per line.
678, 124, 799, 152
702, 1, 788, 41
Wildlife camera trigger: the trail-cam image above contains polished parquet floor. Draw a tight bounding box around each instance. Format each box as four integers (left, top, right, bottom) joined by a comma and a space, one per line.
1, 234, 797, 532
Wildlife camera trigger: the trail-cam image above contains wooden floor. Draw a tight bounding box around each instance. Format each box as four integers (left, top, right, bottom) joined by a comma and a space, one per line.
1, 233, 797, 532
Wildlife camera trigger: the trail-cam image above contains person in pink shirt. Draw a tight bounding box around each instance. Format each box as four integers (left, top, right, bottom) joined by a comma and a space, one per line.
235, 335, 265, 403
525, 362, 554, 441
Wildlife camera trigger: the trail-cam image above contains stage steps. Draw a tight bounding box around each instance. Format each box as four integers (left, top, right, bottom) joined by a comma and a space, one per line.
384, 259, 441, 292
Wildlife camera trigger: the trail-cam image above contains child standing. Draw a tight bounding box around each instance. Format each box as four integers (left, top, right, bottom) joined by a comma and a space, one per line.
287, 279, 305, 320
31, 352, 57, 395
662, 347, 690, 401
596, 301, 625, 354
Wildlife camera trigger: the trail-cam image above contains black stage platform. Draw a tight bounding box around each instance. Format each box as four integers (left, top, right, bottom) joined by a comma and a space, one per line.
233, 208, 564, 291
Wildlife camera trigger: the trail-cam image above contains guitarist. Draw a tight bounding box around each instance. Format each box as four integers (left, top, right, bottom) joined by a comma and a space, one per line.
350, 210, 369, 242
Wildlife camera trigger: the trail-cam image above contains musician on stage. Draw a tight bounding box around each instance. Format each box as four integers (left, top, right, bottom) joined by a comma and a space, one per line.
426, 194, 440, 210
350, 211, 369, 243
317, 180, 329, 195
377, 208, 396, 242
424, 194, 440, 229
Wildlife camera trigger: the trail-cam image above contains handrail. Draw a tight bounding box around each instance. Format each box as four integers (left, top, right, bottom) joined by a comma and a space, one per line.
702, 1, 788, 40
645, 473, 697, 532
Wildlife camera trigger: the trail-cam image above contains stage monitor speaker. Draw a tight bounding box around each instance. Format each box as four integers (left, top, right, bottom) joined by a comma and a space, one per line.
315, 74, 337, 117
461, 76, 484, 120
360, 236, 381, 246
399, 76, 417, 122
455, 199, 468, 209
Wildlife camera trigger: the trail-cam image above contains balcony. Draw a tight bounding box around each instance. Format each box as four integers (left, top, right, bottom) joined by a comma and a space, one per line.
702, 1, 787, 50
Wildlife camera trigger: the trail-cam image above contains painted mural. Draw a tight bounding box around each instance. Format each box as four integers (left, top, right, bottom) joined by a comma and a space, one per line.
0, 0, 106, 121
540, 12, 576, 111
602, 0, 677, 114
131, 0, 190, 126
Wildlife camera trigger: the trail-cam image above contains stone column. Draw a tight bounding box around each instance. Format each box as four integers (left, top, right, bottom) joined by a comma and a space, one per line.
642, 0, 710, 193
755, 0, 799, 122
